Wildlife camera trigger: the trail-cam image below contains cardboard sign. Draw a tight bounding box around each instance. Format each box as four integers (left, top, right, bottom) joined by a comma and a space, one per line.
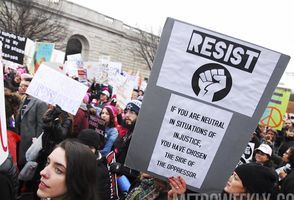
26, 64, 88, 115
0, 43, 9, 165
0, 31, 26, 64
125, 18, 290, 192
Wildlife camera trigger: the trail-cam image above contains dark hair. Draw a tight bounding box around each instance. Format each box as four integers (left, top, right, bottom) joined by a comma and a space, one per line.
287, 146, 294, 167
4, 91, 21, 119
24, 77, 33, 82
100, 106, 115, 128
57, 139, 98, 200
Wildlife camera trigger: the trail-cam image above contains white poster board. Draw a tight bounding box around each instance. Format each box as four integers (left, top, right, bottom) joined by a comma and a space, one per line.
108, 72, 135, 108
51, 49, 65, 64
26, 64, 88, 115
0, 42, 9, 165
86, 61, 122, 84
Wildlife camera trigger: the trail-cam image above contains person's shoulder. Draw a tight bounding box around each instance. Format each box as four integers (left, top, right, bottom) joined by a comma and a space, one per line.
107, 127, 118, 133
32, 97, 47, 105
0, 155, 13, 172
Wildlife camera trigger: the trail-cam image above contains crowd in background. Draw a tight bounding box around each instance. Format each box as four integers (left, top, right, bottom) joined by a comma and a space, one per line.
1, 65, 294, 200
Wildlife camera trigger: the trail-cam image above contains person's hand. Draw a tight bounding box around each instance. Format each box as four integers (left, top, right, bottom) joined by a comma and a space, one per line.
116, 104, 123, 115
109, 162, 122, 173
167, 176, 186, 200
32, 137, 37, 143
279, 170, 287, 180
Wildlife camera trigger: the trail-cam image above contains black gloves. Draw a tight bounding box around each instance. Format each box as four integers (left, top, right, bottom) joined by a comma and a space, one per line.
109, 162, 122, 174
109, 162, 140, 178
42, 104, 62, 123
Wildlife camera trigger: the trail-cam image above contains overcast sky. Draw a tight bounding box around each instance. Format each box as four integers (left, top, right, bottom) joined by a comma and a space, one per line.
67, 0, 293, 87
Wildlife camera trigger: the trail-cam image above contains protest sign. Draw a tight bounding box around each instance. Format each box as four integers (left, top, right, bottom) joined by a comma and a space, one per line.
238, 142, 255, 165
24, 38, 35, 57
23, 38, 35, 68
88, 115, 106, 136
78, 68, 87, 82
0, 43, 9, 165
125, 18, 290, 192
26, 63, 88, 115
43, 62, 64, 73
51, 49, 65, 64
86, 61, 122, 84
259, 87, 291, 130
66, 53, 83, 68
0, 30, 26, 64
30, 42, 55, 74
63, 61, 79, 77
67, 53, 82, 62
108, 72, 135, 108
106, 151, 119, 199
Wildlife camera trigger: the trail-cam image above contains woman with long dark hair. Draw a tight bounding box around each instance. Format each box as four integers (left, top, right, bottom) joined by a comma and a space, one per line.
100, 104, 119, 156
37, 139, 99, 200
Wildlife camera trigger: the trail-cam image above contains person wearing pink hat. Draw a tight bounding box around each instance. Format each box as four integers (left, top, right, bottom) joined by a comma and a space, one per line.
99, 104, 119, 156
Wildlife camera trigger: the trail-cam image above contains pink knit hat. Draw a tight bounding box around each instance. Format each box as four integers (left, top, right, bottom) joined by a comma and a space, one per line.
103, 104, 118, 117
83, 93, 90, 104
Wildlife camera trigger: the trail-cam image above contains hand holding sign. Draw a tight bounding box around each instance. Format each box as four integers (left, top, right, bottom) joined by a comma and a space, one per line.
198, 69, 226, 101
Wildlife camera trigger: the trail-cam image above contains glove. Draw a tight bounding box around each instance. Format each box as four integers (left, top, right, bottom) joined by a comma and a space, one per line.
43, 105, 62, 123
109, 162, 122, 173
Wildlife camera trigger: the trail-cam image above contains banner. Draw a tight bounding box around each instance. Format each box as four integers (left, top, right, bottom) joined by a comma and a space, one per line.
26, 64, 88, 115
0, 30, 26, 64
259, 87, 291, 130
0, 42, 9, 165
125, 18, 290, 192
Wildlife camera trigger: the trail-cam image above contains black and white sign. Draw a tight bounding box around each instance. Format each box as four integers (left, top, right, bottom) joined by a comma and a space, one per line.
157, 22, 280, 117
125, 18, 290, 192
0, 31, 26, 64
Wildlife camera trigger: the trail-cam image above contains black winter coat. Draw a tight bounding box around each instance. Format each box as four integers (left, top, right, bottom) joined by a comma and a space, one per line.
0, 154, 19, 200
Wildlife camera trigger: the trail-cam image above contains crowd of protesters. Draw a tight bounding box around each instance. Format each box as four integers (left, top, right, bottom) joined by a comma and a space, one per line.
1, 65, 294, 200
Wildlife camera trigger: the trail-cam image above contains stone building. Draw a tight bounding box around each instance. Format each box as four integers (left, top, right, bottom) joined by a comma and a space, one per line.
38, 0, 156, 80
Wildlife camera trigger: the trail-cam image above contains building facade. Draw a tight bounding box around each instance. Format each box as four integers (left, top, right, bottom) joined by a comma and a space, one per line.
40, 0, 154, 79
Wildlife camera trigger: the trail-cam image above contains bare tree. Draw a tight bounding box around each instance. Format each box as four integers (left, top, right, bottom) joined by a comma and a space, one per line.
132, 29, 160, 70
0, 0, 66, 43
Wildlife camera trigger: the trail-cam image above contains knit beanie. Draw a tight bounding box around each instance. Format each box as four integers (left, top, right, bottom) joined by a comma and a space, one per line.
103, 104, 118, 117
235, 163, 277, 195
124, 100, 142, 115
78, 129, 104, 150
